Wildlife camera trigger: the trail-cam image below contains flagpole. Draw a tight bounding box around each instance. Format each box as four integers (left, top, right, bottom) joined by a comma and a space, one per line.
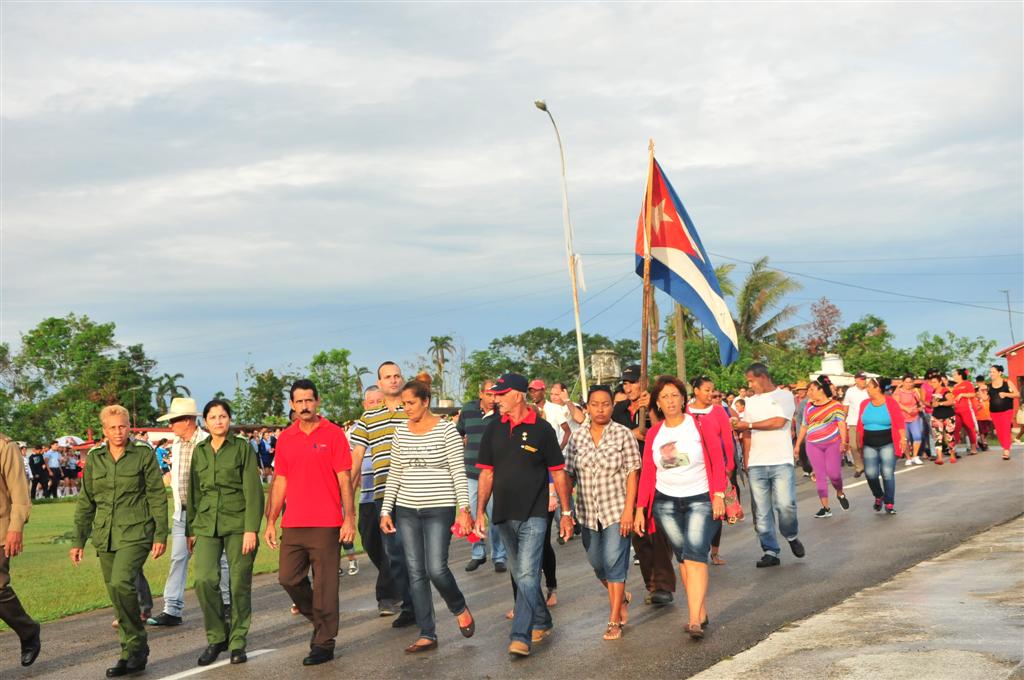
639, 139, 655, 432
674, 303, 687, 383
535, 100, 589, 400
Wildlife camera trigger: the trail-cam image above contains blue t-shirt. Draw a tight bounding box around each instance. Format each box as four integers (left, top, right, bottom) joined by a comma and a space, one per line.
43, 450, 62, 468
862, 403, 892, 431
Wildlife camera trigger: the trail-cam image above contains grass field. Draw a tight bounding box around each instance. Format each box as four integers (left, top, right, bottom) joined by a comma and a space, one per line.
1, 492, 361, 630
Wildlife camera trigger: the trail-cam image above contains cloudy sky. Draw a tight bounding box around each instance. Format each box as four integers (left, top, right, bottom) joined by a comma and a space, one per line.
2, 2, 1021, 403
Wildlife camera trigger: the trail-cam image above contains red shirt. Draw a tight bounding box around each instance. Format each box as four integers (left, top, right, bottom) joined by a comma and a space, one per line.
275, 417, 351, 528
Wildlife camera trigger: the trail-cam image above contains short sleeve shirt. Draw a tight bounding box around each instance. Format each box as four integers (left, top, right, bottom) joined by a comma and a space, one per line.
744, 388, 796, 467
275, 418, 352, 528
542, 402, 571, 448
842, 385, 870, 425
477, 409, 564, 524
349, 405, 408, 501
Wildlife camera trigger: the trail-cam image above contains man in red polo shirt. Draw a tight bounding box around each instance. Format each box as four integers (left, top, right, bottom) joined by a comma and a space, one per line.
264, 379, 356, 667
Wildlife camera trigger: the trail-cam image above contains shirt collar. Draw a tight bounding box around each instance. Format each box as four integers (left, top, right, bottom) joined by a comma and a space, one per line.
501, 408, 537, 430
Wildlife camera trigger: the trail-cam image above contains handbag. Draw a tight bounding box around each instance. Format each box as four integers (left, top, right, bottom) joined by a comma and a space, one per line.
691, 410, 744, 524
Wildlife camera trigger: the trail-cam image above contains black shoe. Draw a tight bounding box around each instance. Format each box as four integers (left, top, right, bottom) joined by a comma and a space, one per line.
302, 647, 334, 666
494, 561, 507, 573
20, 624, 41, 667
556, 535, 566, 545
230, 649, 247, 664
147, 612, 182, 626
814, 507, 832, 518
650, 590, 673, 605
377, 600, 399, 616
788, 538, 805, 558
125, 651, 147, 673
392, 610, 417, 628
837, 494, 850, 511
464, 557, 486, 572
106, 660, 129, 678
198, 642, 228, 666
873, 498, 883, 512
756, 554, 781, 568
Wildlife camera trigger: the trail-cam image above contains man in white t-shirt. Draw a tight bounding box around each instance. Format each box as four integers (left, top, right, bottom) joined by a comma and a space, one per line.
529, 380, 572, 450
733, 363, 805, 568
841, 372, 870, 477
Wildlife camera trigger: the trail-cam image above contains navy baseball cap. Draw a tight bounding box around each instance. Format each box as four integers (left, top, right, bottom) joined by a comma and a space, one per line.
621, 364, 641, 383
488, 373, 528, 395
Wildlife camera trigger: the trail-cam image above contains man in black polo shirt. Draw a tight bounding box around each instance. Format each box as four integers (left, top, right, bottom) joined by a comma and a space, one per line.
475, 373, 574, 658
611, 365, 676, 606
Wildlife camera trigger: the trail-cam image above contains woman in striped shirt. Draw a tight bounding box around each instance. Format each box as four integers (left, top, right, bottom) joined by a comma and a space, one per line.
380, 381, 475, 653
794, 377, 850, 518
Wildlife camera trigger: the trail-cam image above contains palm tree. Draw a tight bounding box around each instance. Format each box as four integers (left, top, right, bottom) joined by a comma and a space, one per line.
154, 372, 191, 412
668, 263, 737, 342
734, 257, 802, 348
428, 335, 455, 400
354, 366, 372, 393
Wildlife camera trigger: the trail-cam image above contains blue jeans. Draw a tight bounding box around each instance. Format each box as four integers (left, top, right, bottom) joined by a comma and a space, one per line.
862, 443, 896, 505
395, 506, 467, 641
651, 491, 718, 564
375, 499, 413, 616
467, 477, 506, 562
581, 524, 631, 582
164, 511, 229, 617
747, 464, 799, 558
498, 517, 552, 647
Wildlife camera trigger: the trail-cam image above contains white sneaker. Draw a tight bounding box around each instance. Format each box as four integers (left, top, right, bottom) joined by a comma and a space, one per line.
912, 457, 924, 466
904, 458, 914, 466
348, 560, 359, 576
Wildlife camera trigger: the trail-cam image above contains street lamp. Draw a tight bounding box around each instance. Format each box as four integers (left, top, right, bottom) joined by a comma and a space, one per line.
535, 99, 589, 399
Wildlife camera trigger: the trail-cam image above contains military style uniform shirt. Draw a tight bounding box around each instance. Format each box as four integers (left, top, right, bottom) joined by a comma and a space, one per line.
73, 441, 169, 551
186, 435, 264, 538
0, 434, 31, 545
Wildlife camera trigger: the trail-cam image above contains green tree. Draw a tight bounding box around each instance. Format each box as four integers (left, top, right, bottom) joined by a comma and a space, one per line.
1, 314, 157, 442
154, 372, 191, 413
234, 366, 292, 424
308, 349, 362, 422
734, 257, 802, 351
354, 366, 373, 393
428, 335, 456, 399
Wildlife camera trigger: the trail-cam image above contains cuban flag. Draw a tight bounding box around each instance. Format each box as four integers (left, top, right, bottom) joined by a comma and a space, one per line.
634, 158, 739, 365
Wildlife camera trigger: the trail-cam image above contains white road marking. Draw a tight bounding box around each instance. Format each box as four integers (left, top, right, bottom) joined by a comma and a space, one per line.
156, 649, 274, 680
843, 462, 923, 490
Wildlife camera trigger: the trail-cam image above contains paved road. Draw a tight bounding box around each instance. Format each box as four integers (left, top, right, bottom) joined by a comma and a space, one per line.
3, 446, 1022, 679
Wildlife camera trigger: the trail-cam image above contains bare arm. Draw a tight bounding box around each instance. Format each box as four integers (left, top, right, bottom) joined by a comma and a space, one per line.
336, 470, 355, 544
551, 469, 574, 541
474, 469, 494, 536
558, 422, 571, 450
263, 474, 288, 549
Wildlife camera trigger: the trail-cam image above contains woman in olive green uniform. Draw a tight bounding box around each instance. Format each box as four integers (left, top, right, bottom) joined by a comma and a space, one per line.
70, 405, 168, 678
187, 399, 264, 666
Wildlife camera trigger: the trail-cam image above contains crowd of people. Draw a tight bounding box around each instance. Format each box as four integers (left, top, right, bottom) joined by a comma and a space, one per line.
0, 360, 1020, 673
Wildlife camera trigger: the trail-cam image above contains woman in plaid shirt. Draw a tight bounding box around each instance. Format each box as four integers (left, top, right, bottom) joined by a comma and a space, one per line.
565, 385, 641, 641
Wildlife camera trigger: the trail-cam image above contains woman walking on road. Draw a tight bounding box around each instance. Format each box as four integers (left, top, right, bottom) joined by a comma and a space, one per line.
687, 377, 737, 566
893, 375, 925, 465
858, 379, 906, 514
952, 369, 980, 456
987, 365, 1020, 460
634, 376, 726, 641
380, 380, 475, 653
565, 386, 641, 640
187, 400, 264, 666
928, 375, 958, 464
794, 377, 850, 518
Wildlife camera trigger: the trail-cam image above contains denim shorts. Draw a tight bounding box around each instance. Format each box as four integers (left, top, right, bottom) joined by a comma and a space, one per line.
581, 524, 631, 583
651, 490, 718, 564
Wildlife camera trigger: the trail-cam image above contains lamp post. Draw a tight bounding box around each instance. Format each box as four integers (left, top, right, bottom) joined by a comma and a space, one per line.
535, 99, 589, 399
1000, 289, 1016, 344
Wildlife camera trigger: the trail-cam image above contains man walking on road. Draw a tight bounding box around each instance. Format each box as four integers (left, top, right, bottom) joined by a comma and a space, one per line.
148, 398, 230, 627
843, 372, 870, 477
349, 362, 416, 628
457, 380, 507, 573
612, 364, 676, 605
0, 433, 41, 667
475, 373, 575, 657
734, 363, 806, 568
264, 379, 356, 667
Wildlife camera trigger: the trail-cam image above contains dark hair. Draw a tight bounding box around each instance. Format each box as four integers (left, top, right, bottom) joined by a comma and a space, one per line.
956, 368, 970, 380
613, 384, 625, 395
377, 361, 400, 378
746, 362, 770, 379
902, 373, 915, 381
290, 379, 319, 400
992, 364, 1005, 374
156, 438, 168, 447
975, 375, 986, 383
553, 382, 569, 391
734, 398, 745, 407
690, 375, 713, 390
401, 380, 431, 403
587, 385, 613, 402
202, 399, 233, 420
50, 440, 58, 446
812, 375, 834, 399
650, 375, 689, 419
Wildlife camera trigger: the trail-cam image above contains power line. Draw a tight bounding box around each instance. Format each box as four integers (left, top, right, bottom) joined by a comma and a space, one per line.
579, 252, 1024, 263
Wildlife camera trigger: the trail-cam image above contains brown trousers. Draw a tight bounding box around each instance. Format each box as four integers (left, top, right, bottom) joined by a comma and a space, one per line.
0, 549, 38, 640
631, 528, 677, 593
279, 527, 341, 651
